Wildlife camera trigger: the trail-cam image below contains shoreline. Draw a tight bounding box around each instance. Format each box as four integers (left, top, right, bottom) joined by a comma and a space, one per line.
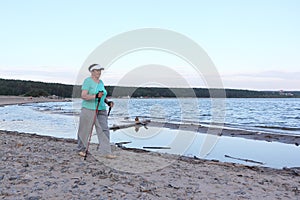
117, 120, 300, 146
0, 95, 70, 107
1, 130, 300, 199
1, 95, 299, 147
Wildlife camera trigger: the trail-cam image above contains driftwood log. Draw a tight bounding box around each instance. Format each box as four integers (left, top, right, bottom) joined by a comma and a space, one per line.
110, 120, 151, 130
143, 146, 171, 149
225, 154, 264, 165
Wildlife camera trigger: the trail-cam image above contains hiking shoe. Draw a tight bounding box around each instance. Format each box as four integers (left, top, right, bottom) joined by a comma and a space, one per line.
78, 151, 86, 157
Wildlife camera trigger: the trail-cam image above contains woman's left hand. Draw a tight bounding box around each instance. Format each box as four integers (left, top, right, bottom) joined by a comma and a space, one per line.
109, 101, 114, 108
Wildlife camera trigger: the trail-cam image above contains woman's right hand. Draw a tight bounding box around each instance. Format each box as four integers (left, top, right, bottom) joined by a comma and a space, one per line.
95, 91, 104, 99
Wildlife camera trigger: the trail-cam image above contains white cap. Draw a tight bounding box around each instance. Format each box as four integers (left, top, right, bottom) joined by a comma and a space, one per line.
88, 64, 104, 72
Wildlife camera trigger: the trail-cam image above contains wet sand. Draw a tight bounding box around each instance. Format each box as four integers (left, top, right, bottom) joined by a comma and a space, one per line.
1, 130, 300, 199
148, 121, 300, 146
0, 96, 69, 106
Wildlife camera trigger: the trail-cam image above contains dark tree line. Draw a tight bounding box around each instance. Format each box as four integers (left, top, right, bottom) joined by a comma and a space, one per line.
108, 86, 299, 98
0, 78, 299, 98
0, 79, 73, 97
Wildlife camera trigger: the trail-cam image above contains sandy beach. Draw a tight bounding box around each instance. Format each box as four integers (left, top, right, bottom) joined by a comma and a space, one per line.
1, 130, 300, 199
0, 96, 70, 107
1, 97, 300, 199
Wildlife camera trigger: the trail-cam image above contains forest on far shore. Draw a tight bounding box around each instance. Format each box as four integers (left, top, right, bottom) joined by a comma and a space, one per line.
0, 78, 299, 98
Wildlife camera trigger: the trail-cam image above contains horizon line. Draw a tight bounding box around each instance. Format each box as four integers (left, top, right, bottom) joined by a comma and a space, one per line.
1, 77, 300, 92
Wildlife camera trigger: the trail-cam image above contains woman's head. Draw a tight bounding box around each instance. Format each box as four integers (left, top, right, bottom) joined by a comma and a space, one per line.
88, 64, 104, 72
89, 64, 104, 79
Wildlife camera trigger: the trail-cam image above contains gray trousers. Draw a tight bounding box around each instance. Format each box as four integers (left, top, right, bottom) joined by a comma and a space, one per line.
77, 108, 111, 155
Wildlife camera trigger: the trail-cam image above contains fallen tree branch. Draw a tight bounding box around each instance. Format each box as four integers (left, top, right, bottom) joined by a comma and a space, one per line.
110, 120, 151, 130
115, 141, 132, 147
225, 154, 265, 165
143, 146, 171, 149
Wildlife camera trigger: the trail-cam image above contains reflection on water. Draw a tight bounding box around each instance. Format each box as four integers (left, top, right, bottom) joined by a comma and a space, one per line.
109, 126, 300, 169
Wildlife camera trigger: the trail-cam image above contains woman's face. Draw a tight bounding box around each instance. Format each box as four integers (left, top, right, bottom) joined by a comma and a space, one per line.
91, 69, 101, 78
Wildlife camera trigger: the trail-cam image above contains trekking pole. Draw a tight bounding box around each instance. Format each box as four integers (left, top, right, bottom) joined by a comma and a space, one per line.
84, 95, 101, 160
107, 106, 112, 116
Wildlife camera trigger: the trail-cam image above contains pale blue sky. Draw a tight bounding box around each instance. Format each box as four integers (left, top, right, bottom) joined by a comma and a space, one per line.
0, 0, 299, 90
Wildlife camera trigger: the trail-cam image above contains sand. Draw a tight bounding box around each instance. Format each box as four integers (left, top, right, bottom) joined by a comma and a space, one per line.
0, 96, 69, 106
1, 97, 300, 199
1, 131, 300, 199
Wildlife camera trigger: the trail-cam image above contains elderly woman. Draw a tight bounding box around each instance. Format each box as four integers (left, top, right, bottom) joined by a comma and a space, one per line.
77, 64, 116, 159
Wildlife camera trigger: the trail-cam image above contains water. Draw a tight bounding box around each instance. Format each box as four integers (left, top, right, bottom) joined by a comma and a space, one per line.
113, 98, 300, 135
111, 126, 300, 169
0, 103, 77, 138
0, 98, 299, 168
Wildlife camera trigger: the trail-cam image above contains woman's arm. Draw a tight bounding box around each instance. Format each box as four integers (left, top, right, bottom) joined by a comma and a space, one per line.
82, 90, 104, 100
81, 90, 96, 101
